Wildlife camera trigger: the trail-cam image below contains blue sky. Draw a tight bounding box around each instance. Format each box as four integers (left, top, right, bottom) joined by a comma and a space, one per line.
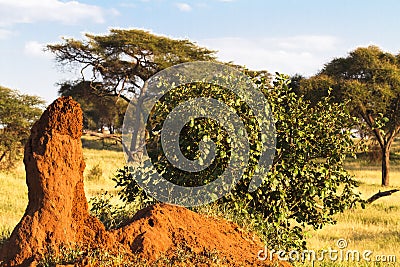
1, 0, 400, 103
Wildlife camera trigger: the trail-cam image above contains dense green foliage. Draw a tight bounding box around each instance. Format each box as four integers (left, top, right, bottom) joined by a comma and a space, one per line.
113, 74, 362, 250
0, 86, 44, 169
299, 46, 400, 186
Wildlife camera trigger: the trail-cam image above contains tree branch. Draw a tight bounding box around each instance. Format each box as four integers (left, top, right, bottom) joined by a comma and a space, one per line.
359, 109, 385, 149
366, 189, 399, 204
386, 125, 400, 148
0, 151, 7, 162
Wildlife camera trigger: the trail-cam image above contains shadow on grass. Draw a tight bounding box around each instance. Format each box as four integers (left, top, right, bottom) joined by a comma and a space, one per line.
81, 135, 122, 152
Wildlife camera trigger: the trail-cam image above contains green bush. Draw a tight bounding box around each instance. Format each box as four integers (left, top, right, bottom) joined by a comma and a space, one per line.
114, 73, 363, 250
88, 192, 132, 230
113, 165, 157, 208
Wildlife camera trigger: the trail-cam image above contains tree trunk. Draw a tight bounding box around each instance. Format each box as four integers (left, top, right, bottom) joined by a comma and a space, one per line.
129, 80, 148, 161
382, 146, 390, 186
0, 151, 7, 163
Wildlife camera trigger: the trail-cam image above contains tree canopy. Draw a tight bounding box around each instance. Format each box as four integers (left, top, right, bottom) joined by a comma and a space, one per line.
0, 86, 44, 169
59, 81, 127, 133
300, 46, 400, 186
47, 29, 217, 102
48, 28, 218, 154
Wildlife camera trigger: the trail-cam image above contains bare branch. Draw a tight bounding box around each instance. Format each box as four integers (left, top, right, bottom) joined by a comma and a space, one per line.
366, 189, 399, 204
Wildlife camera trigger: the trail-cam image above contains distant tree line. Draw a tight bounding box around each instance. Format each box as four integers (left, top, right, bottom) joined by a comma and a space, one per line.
0, 86, 44, 169
293, 46, 400, 186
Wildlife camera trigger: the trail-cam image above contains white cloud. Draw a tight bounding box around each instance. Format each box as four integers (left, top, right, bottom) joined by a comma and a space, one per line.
0, 0, 109, 26
200, 35, 345, 76
0, 28, 13, 39
175, 2, 192, 12
119, 2, 136, 8
24, 41, 52, 59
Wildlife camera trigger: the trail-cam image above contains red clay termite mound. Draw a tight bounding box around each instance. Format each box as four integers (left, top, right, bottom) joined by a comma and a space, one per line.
113, 203, 291, 267
0, 96, 289, 267
0, 97, 110, 266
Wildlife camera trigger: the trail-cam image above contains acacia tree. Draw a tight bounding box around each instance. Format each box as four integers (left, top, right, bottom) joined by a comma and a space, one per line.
0, 86, 44, 169
48, 29, 216, 153
301, 46, 400, 186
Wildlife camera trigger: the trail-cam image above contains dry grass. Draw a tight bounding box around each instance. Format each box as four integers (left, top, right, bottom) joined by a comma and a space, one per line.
0, 136, 399, 266
0, 135, 124, 243
81, 136, 125, 196
0, 163, 27, 242
294, 160, 400, 266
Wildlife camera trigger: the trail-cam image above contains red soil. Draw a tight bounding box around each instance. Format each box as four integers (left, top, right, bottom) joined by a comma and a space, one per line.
113, 203, 290, 266
0, 97, 290, 267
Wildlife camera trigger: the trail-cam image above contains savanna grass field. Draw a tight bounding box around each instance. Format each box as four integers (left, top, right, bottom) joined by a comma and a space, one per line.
1, 135, 399, 267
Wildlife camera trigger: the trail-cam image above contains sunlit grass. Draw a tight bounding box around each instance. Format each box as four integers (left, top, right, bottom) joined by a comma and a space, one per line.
1, 136, 399, 266
296, 159, 400, 266
81, 136, 125, 196
0, 163, 27, 243
0, 135, 125, 242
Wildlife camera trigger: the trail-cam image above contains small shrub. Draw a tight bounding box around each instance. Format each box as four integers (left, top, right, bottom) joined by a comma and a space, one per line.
86, 163, 103, 181
89, 192, 134, 230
